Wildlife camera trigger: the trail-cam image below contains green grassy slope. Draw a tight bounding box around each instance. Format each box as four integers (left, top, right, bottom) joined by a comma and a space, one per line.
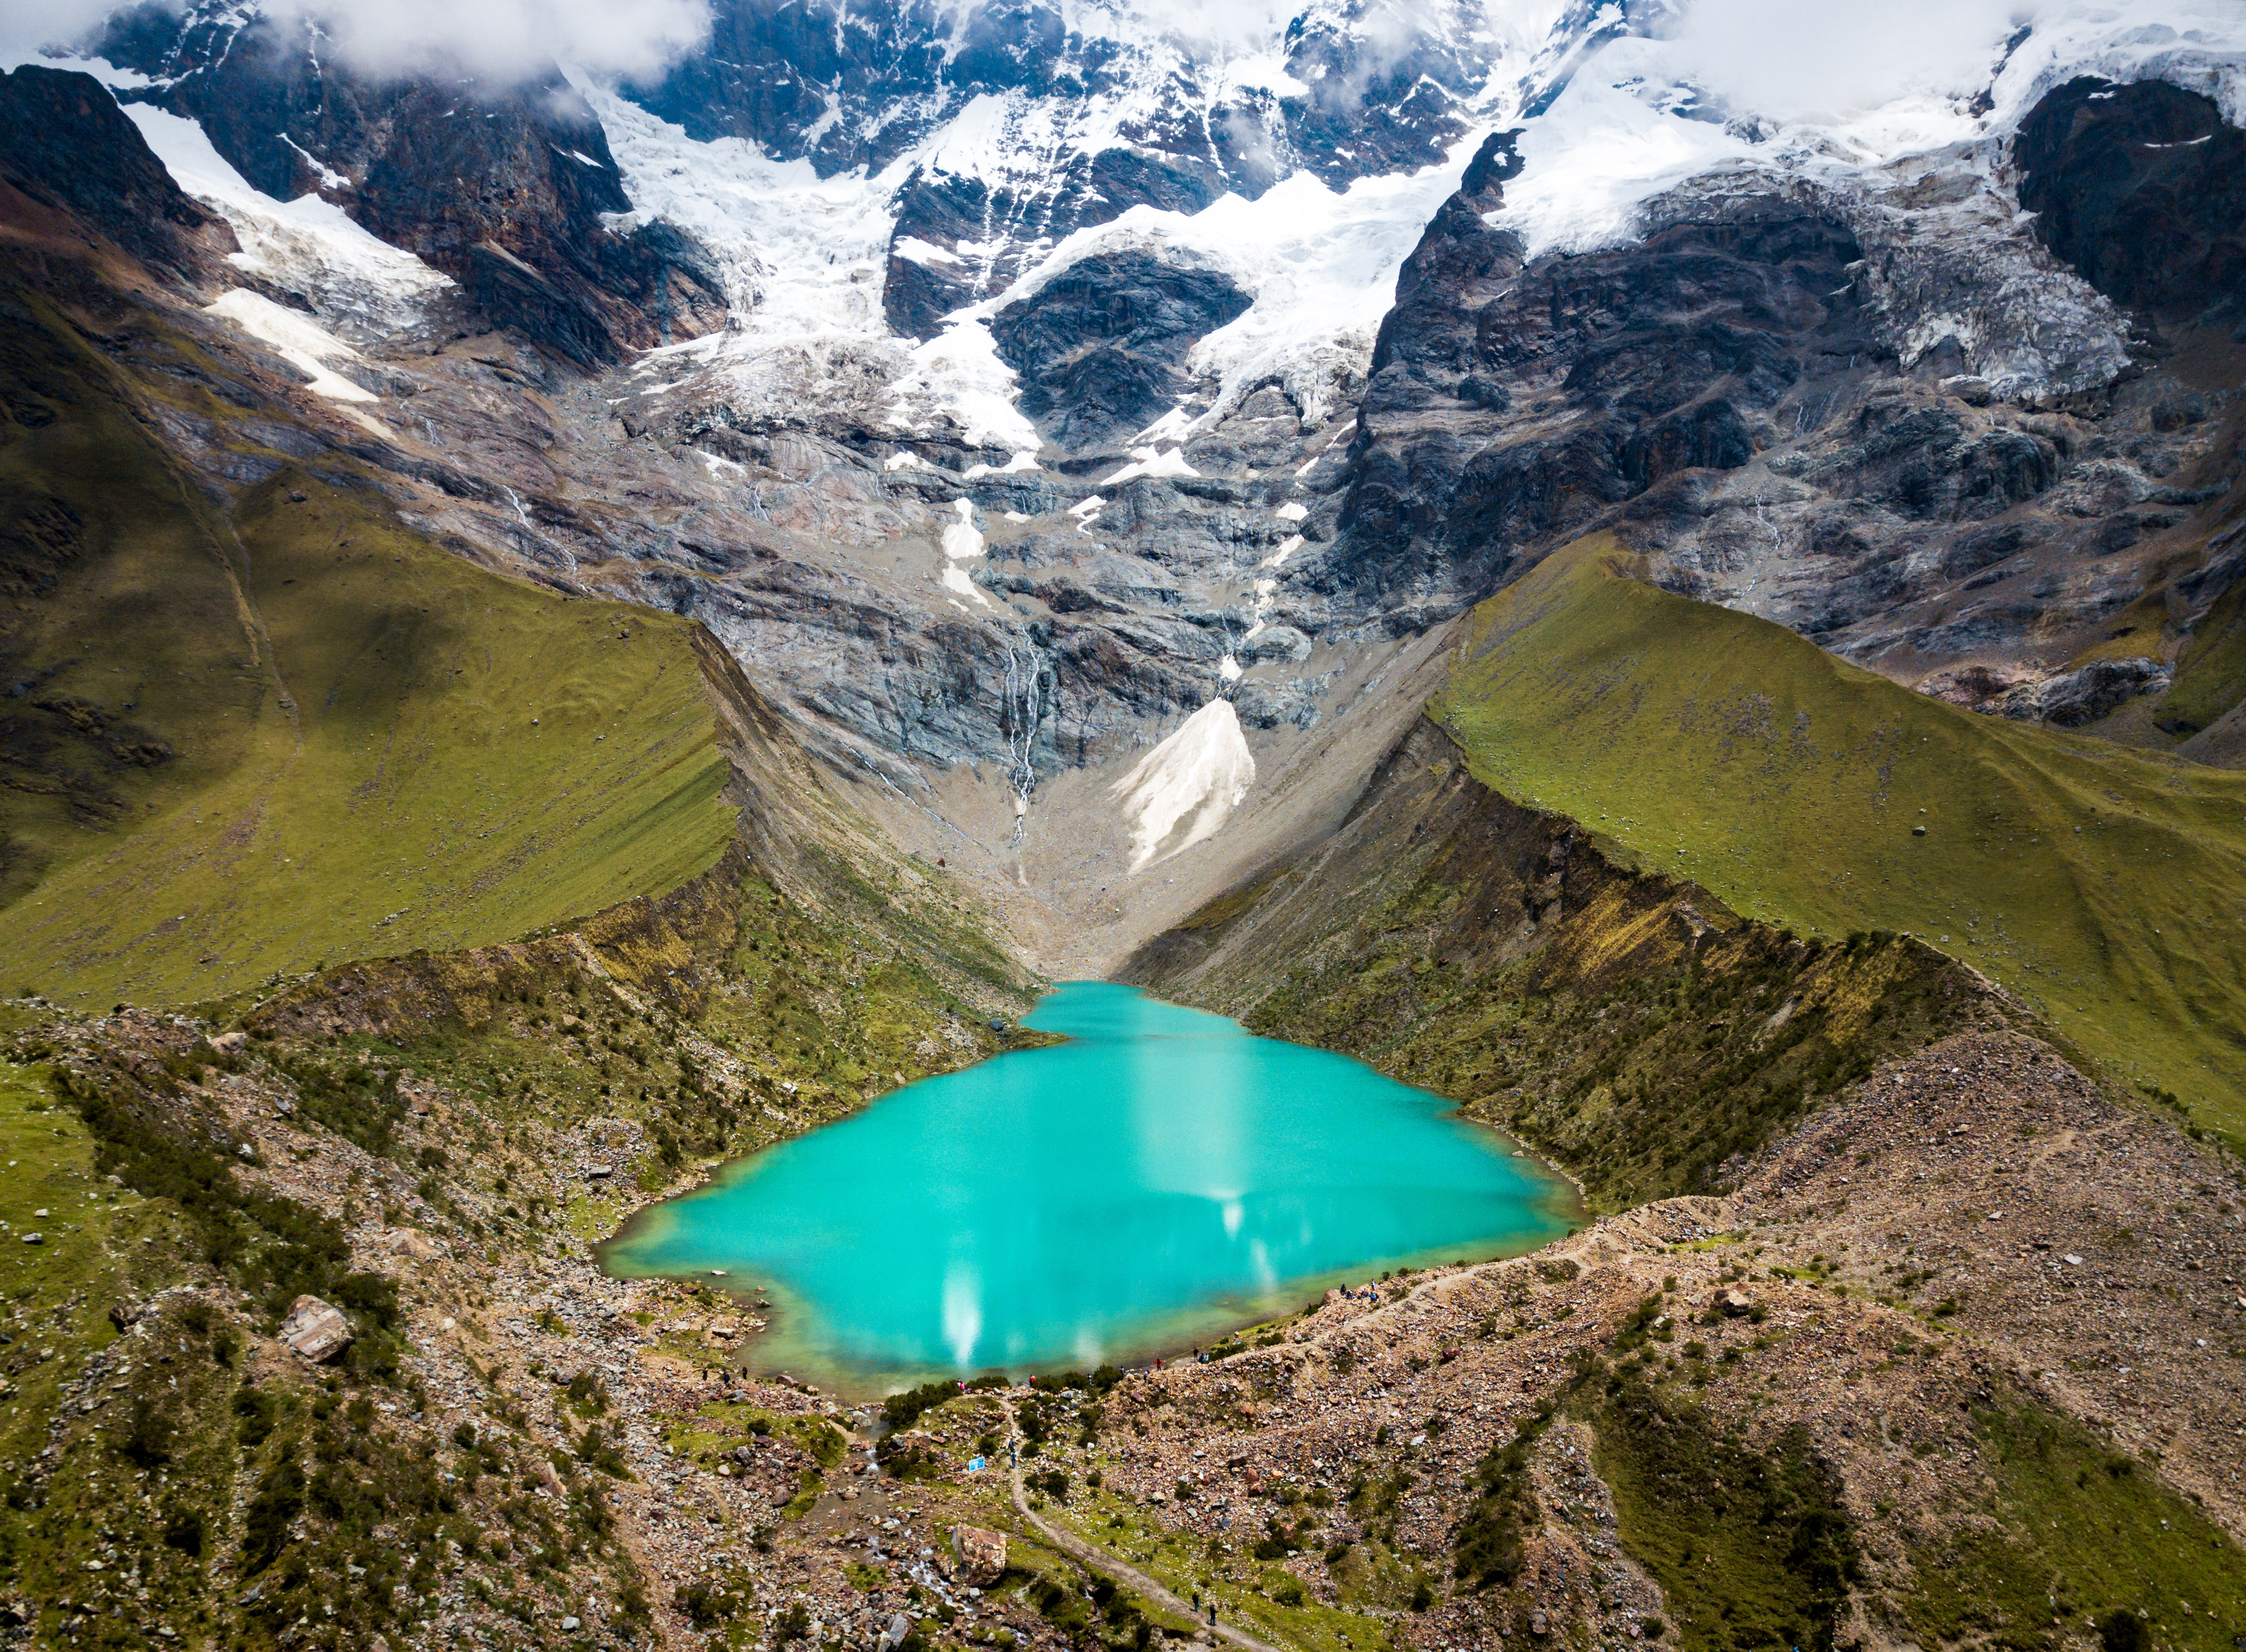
1431, 535, 2246, 1135
0, 290, 267, 899
2159, 570, 2246, 735
0, 294, 736, 1007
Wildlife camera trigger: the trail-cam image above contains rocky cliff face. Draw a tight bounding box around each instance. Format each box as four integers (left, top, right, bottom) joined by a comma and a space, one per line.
92, 2, 729, 363
1303, 85, 2244, 724
0, 64, 236, 282
2018, 75, 2246, 325
14, 3, 2245, 921
624, 0, 1536, 339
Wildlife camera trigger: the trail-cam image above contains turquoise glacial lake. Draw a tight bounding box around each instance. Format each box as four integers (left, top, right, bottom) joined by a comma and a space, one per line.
600, 981, 1574, 1389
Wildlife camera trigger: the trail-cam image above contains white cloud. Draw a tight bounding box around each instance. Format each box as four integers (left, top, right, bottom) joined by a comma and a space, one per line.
1664, 0, 2031, 122
267, 0, 713, 81
1044, 0, 1302, 55
5, 0, 712, 83
0, 0, 132, 69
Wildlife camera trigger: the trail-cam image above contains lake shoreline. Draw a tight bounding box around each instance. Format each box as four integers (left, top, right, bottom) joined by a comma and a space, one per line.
599, 981, 1579, 1396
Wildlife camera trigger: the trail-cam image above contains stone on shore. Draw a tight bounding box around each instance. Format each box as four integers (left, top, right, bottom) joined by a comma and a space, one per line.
952, 1525, 1007, 1586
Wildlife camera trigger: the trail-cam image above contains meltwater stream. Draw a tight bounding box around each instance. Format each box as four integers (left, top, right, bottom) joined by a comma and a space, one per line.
599, 982, 1575, 1389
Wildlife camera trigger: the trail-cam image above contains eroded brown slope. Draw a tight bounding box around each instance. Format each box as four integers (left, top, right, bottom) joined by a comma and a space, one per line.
1125, 714, 2007, 1211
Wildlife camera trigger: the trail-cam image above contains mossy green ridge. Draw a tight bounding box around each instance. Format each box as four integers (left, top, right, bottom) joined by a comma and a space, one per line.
0, 290, 736, 1008
1589, 1380, 1856, 1652
0, 814, 1031, 1644
1896, 1390, 2246, 1652
1431, 535, 2246, 1135
237, 840, 1031, 1195
2159, 572, 2246, 737
0, 1051, 533, 1652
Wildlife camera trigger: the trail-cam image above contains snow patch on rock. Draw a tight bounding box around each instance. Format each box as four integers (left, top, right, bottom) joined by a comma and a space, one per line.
1111, 698, 1256, 874
119, 99, 451, 339
204, 289, 397, 438
1099, 446, 1200, 486
939, 497, 992, 608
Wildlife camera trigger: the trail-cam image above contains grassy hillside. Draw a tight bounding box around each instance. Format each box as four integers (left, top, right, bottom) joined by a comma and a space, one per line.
1126, 717, 2002, 1210
0, 291, 737, 1007
2159, 569, 2246, 736
1432, 535, 2246, 1136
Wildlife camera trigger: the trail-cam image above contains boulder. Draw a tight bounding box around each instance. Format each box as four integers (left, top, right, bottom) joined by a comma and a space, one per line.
879, 1613, 911, 1652
278, 1295, 352, 1363
952, 1525, 1007, 1586
1710, 1289, 1754, 1318
209, 1030, 248, 1054
380, 1227, 444, 1260
1989, 657, 2171, 728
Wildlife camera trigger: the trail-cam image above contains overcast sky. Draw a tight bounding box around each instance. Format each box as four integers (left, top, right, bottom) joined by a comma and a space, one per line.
2, 0, 712, 79
1668, 0, 2031, 119
1, 0, 2037, 113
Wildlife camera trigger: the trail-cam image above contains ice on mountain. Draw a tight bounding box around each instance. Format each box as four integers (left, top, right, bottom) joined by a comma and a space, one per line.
938, 499, 994, 608
941, 498, 985, 560
960, 451, 1041, 479
941, 566, 992, 606
206, 289, 376, 402
578, 74, 900, 333
117, 100, 451, 339
1112, 698, 1256, 875
1274, 502, 1308, 522
893, 236, 963, 267
1135, 404, 1200, 445
952, 152, 1475, 445
888, 319, 1041, 449
1215, 51, 1309, 100
1099, 447, 1200, 486
203, 289, 398, 439
1492, 50, 1757, 258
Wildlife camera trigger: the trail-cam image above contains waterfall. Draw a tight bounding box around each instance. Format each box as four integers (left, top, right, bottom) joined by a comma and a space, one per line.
999, 640, 1048, 849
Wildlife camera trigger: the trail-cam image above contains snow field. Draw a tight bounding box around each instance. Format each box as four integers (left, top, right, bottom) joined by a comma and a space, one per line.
1111, 698, 1257, 874
939, 498, 993, 609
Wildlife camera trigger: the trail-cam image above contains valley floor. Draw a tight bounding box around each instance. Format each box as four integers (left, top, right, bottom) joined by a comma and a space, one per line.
8, 957, 2243, 1652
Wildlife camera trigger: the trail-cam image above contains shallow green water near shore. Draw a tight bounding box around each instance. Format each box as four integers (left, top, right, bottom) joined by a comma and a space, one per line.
601, 981, 1574, 1386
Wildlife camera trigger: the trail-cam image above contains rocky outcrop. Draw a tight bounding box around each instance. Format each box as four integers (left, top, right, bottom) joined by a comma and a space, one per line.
92, 8, 725, 363
989, 253, 1253, 450
2018, 77, 2246, 325
1919, 655, 2177, 728
1989, 656, 2173, 727
278, 1294, 352, 1363
951, 1525, 1006, 1586
1322, 154, 1878, 616
0, 66, 236, 281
